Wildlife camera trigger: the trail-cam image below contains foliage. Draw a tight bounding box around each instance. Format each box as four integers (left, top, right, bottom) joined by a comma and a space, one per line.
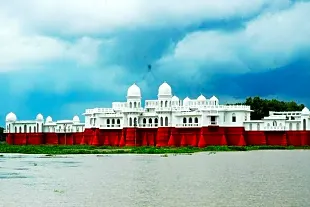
229, 96, 305, 120
0, 143, 309, 155
0, 127, 5, 142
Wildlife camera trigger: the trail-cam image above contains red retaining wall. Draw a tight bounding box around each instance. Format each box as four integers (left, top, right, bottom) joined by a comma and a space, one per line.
6, 127, 310, 147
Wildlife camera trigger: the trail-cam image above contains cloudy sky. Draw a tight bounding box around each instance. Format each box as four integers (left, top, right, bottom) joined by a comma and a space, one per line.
1, 0, 310, 124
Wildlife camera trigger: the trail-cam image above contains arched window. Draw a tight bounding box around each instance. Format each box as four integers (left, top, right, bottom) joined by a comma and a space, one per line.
129, 118, 132, 126
154, 118, 158, 126
189, 117, 192, 123
134, 102, 137, 108
160, 117, 164, 126
232, 113, 236, 122
19, 126, 22, 133
143, 118, 146, 124
112, 119, 115, 125
107, 119, 110, 125
24, 125, 27, 133
34, 126, 37, 132
303, 119, 306, 130
29, 126, 32, 133
149, 118, 152, 124
37, 123, 39, 132
165, 101, 168, 107
134, 118, 137, 127
129, 102, 132, 108
183, 117, 187, 124
161, 101, 163, 107
117, 119, 120, 125
273, 121, 277, 127
289, 123, 292, 130
165, 117, 168, 126
15, 126, 17, 133
194, 117, 198, 124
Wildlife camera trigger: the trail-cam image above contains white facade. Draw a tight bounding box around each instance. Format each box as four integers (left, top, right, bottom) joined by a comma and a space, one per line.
83, 82, 251, 129
244, 107, 310, 131
5, 82, 310, 133
5, 113, 84, 133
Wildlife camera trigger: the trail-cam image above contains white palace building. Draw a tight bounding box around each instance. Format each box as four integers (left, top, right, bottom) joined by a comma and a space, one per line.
5, 82, 310, 134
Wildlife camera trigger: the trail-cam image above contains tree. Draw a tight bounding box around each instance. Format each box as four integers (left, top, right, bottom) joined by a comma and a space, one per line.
229, 96, 305, 120
0, 127, 5, 142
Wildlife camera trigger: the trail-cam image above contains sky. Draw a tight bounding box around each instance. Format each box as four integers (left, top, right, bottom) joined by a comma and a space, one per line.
1, 0, 310, 125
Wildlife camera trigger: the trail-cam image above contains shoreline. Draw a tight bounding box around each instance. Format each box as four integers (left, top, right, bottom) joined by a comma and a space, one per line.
1, 143, 310, 155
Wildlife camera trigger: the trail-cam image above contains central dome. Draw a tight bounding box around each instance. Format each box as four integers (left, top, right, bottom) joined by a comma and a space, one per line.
197, 94, 207, 101
127, 83, 141, 98
158, 81, 172, 98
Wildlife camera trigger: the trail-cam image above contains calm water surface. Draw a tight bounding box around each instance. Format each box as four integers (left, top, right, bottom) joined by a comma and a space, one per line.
0, 151, 310, 207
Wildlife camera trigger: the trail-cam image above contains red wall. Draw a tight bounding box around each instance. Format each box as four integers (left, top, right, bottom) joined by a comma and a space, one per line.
6, 127, 310, 147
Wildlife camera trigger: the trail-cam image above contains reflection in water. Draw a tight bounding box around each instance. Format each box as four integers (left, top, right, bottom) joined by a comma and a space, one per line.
0, 151, 310, 207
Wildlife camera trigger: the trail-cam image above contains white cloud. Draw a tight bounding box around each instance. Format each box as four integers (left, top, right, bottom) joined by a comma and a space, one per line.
0, 0, 292, 35
0, 0, 295, 72
0, 8, 103, 71
0, 21, 102, 71
158, 1, 310, 75
0, 0, 305, 97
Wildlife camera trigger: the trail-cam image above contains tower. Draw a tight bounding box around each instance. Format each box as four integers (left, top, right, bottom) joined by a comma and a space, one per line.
157, 82, 173, 127
126, 83, 142, 127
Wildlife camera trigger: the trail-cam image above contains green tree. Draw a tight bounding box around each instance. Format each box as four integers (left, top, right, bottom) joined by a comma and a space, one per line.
0, 127, 5, 142
231, 96, 305, 120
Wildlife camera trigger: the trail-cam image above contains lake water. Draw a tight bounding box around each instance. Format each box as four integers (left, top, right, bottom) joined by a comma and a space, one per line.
0, 151, 310, 207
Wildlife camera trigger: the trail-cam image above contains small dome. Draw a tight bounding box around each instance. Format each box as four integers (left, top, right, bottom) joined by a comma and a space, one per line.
197, 94, 207, 101
171, 95, 179, 101
127, 83, 141, 98
210, 96, 218, 101
302, 107, 310, 114
73, 115, 80, 123
183, 97, 191, 105
6, 112, 17, 122
158, 81, 172, 97
46, 116, 53, 123
36, 113, 44, 121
